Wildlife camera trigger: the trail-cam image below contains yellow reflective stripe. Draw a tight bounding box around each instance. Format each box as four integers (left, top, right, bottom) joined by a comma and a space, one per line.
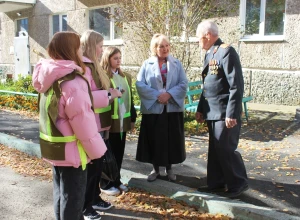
94, 105, 111, 113
45, 88, 53, 135
124, 77, 132, 115
110, 79, 118, 119
77, 140, 87, 170
40, 132, 76, 142
124, 112, 131, 118
112, 112, 130, 119
40, 132, 87, 170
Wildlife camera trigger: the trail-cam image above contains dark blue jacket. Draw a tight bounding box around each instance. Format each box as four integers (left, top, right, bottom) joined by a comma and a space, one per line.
197, 38, 244, 120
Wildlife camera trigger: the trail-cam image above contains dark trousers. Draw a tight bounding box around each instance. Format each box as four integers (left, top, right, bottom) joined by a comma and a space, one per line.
206, 120, 248, 190
53, 166, 87, 220
101, 132, 126, 189
83, 157, 104, 213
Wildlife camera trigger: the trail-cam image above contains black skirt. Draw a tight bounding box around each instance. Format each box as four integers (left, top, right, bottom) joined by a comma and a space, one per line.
136, 109, 186, 166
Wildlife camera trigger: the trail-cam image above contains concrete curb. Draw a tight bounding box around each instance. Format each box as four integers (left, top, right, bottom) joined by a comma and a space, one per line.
121, 169, 300, 220
0, 132, 41, 157
1, 132, 299, 220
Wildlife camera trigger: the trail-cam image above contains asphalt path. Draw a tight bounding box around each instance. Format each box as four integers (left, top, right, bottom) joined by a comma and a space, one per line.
0, 166, 164, 220
1, 109, 300, 217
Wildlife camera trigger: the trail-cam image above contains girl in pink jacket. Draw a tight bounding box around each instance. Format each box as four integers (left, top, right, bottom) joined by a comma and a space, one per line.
32, 32, 106, 220
80, 30, 122, 220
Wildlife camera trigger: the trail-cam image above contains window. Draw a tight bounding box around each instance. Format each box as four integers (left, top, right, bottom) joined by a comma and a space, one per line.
240, 0, 286, 40
16, 18, 28, 36
52, 14, 67, 35
89, 6, 123, 43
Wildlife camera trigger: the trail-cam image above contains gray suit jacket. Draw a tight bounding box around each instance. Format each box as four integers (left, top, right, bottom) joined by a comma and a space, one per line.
197, 38, 244, 120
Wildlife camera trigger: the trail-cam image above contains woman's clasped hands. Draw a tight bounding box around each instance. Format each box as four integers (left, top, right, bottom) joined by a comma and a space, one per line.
157, 92, 171, 105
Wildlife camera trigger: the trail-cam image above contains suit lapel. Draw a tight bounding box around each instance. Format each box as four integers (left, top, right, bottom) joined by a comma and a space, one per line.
202, 38, 223, 72
202, 49, 213, 75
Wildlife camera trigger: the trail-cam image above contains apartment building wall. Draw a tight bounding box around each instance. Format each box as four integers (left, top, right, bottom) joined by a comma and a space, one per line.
0, 0, 299, 105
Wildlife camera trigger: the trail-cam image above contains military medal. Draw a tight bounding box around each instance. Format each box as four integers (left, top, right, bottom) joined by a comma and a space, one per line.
209, 59, 219, 75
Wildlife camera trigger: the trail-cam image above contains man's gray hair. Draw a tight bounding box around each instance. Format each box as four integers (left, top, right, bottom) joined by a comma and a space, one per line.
196, 20, 219, 37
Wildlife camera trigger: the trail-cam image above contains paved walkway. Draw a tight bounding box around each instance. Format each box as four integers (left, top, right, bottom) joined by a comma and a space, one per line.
0, 166, 162, 220
0, 105, 300, 219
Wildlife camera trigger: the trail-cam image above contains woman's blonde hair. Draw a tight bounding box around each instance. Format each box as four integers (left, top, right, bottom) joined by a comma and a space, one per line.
100, 46, 125, 79
80, 30, 110, 90
150, 33, 170, 56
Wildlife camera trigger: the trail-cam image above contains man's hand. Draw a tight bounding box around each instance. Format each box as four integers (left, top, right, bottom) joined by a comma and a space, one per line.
225, 117, 237, 128
157, 92, 171, 105
195, 112, 204, 123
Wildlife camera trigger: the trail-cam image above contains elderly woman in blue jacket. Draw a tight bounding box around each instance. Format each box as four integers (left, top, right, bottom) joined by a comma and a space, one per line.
135, 33, 188, 182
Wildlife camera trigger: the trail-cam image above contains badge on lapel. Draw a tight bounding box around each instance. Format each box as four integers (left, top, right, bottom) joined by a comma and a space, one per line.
209, 59, 219, 75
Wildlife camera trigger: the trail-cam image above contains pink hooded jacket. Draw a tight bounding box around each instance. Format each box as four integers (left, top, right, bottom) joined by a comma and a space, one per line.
83, 56, 111, 131
32, 59, 107, 168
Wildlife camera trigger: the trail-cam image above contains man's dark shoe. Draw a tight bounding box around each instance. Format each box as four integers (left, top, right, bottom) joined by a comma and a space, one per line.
197, 185, 227, 193
225, 184, 249, 198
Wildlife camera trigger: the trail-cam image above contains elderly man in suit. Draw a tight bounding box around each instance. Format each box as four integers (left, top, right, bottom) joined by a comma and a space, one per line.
195, 20, 248, 198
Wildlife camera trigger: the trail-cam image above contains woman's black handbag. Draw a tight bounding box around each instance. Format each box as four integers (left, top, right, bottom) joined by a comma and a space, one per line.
101, 140, 118, 182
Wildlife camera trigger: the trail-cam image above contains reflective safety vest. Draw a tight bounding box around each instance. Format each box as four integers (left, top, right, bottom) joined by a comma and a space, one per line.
39, 70, 93, 170
84, 62, 112, 128
110, 76, 131, 120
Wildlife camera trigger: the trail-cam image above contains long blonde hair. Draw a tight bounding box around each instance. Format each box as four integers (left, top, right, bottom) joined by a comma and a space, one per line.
100, 46, 125, 79
80, 30, 110, 90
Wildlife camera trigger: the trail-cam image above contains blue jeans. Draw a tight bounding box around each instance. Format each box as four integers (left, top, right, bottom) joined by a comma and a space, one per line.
53, 166, 87, 220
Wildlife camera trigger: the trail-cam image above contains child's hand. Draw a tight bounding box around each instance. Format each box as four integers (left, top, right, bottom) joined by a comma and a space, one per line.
116, 87, 125, 94
110, 88, 122, 99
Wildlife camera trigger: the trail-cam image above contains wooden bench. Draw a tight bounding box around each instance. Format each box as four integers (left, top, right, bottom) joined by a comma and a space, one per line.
184, 80, 253, 121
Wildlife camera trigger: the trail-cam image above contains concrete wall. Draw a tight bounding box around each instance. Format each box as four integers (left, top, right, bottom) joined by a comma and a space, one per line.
209, 0, 300, 106
0, 0, 299, 106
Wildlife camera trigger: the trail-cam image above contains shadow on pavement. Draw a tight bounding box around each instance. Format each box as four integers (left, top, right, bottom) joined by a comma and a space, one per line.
241, 110, 299, 142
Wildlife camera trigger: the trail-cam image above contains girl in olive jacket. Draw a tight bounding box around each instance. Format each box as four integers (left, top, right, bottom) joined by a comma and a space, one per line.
100, 46, 137, 195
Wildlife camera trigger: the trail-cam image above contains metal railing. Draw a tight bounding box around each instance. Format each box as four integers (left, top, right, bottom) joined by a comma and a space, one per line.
0, 90, 38, 97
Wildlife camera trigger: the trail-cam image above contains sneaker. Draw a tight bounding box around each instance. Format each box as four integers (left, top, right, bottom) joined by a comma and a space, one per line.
83, 209, 101, 220
147, 170, 160, 182
101, 186, 120, 196
119, 184, 128, 192
166, 169, 176, 181
92, 199, 113, 211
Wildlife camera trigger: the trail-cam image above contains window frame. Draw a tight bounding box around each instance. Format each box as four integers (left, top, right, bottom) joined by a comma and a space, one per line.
15, 18, 29, 36
50, 13, 68, 37
88, 5, 123, 46
240, 0, 286, 42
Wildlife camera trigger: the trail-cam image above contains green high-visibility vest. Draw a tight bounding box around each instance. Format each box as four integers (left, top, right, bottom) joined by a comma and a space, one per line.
110, 77, 131, 120
39, 71, 93, 170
